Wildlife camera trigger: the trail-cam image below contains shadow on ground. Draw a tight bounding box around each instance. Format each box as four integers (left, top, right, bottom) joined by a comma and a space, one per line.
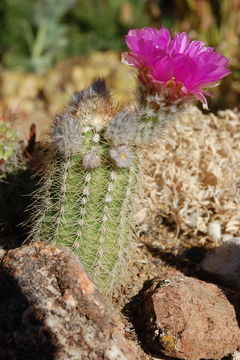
0, 170, 36, 250
0, 265, 57, 360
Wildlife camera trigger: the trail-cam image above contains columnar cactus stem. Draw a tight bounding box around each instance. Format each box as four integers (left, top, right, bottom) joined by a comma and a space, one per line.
28, 80, 143, 293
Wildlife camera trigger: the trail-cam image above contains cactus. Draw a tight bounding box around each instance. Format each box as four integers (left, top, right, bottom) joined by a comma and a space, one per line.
28, 22, 231, 293
27, 78, 177, 293
0, 121, 18, 162
0, 121, 25, 179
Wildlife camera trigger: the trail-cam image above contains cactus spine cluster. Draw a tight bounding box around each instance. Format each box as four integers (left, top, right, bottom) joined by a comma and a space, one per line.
29, 79, 178, 293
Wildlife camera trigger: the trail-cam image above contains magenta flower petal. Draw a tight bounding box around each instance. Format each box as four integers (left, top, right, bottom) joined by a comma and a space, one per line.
125, 27, 172, 68
184, 40, 209, 57
122, 27, 231, 106
191, 89, 209, 108
171, 54, 198, 86
151, 55, 174, 82
170, 32, 191, 54
121, 52, 144, 68
155, 28, 171, 51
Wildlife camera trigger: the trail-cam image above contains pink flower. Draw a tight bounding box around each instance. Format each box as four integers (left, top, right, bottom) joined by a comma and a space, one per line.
122, 27, 231, 107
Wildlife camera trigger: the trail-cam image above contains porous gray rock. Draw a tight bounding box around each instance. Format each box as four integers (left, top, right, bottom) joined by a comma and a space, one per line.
0, 242, 142, 360
143, 272, 240, 360
201, 237, 240, 289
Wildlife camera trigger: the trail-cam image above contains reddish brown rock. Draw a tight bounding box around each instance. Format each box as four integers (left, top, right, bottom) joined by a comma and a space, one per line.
143, 273, 240, 360
0, 242, 142, 360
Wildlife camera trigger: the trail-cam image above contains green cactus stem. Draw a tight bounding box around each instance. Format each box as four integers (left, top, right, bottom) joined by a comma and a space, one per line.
28, 80, 139, 292
28, 79, 178, 293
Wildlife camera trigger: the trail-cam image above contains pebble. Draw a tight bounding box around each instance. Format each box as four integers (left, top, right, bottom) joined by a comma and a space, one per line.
233, 351, 240, 360
207, 221, 221, 241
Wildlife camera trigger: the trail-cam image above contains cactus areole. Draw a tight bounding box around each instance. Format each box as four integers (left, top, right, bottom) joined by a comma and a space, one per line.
29, 28, 230, 293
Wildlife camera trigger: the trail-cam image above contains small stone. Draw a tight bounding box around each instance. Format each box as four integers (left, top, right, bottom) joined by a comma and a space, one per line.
222, 233, 234, 242
201, 237, 240, 289
233, 351, 240, 360
207, 221, 221, 241
0, 242, 141, 360
0, 248, 6, 258
143, 272, 240, 360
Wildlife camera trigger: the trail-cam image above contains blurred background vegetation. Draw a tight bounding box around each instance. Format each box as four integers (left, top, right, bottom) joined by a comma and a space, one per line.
0, 0, 239, 113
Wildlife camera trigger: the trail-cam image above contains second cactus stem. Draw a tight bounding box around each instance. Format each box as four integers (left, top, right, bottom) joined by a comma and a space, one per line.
29, 79, 178, 293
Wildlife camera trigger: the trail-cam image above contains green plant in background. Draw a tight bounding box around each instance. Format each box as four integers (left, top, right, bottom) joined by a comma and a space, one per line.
0, 0, 150, 72
0, 0, 76, 73
66, 0, 150, 55
0, 0, 32, 68
22, 0, 76, 73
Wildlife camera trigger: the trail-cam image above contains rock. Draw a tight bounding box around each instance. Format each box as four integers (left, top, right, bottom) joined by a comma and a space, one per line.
207, 221, 221, 241
0, 242, 142, 360
232, 351, 240, 360
143, 273, 240, 360
201, 237, 240, 289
